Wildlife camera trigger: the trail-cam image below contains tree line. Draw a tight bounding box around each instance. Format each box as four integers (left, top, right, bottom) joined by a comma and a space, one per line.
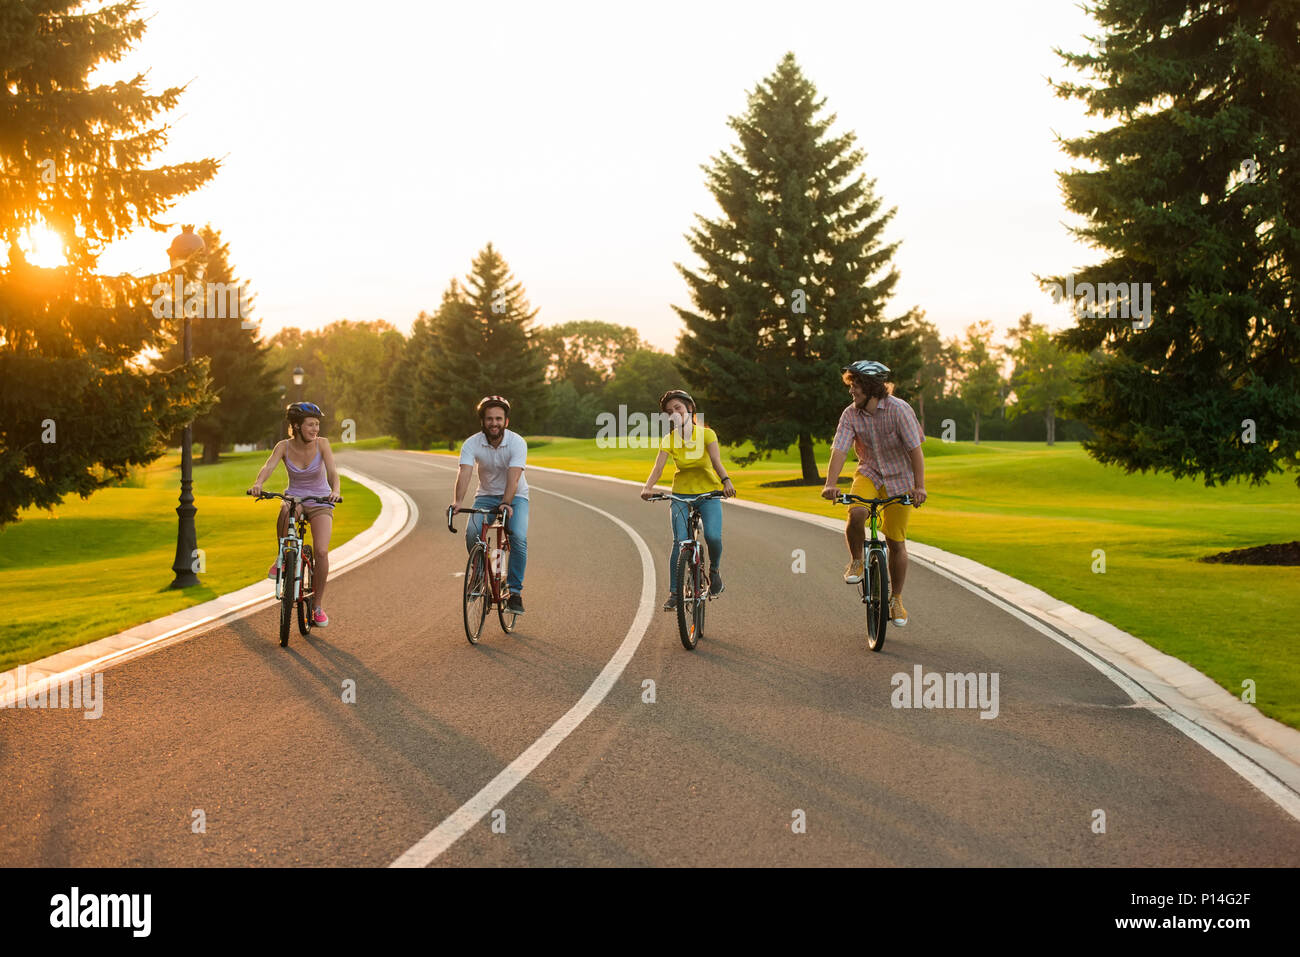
2, 1, 1295, 529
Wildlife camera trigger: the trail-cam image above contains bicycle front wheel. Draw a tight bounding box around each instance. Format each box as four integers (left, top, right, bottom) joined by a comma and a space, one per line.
280, 547, 297, 648
676, 548, 701, 650
463, 543, 489, 644
297, 545, 314, 636
866, 547, 889, 652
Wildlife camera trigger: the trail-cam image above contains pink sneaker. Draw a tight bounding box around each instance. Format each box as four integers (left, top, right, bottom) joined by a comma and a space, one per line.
312, 608, 329, 627
267, 562, 280, 580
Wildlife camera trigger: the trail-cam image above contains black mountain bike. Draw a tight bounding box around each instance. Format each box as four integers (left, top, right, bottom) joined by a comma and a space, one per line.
834, 492, 911, 652
648, 490, 726, 650
250, 491, 340, 648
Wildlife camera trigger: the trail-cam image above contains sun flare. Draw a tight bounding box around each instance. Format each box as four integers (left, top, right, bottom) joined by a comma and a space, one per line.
23, 224, 67, 267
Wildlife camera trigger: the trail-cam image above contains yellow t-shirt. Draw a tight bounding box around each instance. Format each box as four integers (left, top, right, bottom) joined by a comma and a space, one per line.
660, 423, 721, 494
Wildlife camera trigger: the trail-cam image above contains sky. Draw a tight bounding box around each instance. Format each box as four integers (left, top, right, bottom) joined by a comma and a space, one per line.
64, 0, 1109, 353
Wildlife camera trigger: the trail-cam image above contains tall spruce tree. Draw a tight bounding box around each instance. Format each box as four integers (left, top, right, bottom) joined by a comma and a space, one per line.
1049, 1, 1300, 486
0, 1, 219, 525
674, 52, 920, 482
423, 245, 549, 439
158, 226, 279, 463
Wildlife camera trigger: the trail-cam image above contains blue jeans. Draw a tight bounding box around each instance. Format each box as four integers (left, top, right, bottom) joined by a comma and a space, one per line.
669, 494, 722, 596
464, 495, 529, 594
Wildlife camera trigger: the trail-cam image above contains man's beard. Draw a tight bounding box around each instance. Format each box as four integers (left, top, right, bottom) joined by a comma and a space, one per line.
482, 423, 503, 439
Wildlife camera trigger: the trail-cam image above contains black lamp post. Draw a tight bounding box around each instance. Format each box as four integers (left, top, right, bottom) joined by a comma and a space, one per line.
293, 366, 305, 401
275, 384, 287, 448
168, 225, 205, 589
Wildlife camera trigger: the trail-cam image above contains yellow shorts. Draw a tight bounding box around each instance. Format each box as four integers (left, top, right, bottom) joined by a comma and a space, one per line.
847, 475, 911, 542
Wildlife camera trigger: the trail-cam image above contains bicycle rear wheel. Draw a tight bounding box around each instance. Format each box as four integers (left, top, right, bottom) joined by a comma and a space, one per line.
297, 545, 314, 636
280, 546, 297, 648
865, 547, 889, 652
463, 543, 489, 644
676, 548, 701, 650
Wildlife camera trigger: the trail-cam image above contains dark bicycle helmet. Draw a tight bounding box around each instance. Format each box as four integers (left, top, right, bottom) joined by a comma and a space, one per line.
658, 389, 696, 412
476, 395, 511, 417
842, 360, 890, 380
286, 401, 324, 421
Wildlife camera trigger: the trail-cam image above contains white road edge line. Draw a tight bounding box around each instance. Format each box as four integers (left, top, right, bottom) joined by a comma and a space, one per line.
389, 469, 656, 868
919, 561, 1300, 823
399, 451, 1300, 825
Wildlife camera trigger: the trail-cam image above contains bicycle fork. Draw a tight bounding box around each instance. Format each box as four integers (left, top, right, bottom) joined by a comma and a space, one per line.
276, 538, 301, 602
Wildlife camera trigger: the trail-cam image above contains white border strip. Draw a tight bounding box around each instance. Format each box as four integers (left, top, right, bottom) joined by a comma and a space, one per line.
389, 473, 656, 867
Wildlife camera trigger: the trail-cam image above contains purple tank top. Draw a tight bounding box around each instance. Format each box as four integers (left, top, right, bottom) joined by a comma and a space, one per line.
284, 444, 332, 507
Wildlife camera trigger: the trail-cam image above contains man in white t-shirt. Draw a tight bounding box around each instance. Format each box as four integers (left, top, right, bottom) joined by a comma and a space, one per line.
451, 395, 530, 614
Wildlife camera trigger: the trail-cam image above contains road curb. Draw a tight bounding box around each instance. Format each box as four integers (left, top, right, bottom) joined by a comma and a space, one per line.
416, 450, 1300, 806
0, 465, 416, 708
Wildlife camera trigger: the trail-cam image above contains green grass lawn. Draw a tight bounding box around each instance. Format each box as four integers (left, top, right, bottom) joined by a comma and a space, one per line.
431, 436, 1300, 729
0, 450, 381, 670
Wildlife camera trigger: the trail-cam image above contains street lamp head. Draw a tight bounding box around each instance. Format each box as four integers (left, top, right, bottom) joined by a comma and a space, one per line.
292, 366, 305, 387
167, 225, 205, 268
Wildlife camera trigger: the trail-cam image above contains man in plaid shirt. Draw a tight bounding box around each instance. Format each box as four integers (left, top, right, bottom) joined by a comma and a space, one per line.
820, 360, 927, 626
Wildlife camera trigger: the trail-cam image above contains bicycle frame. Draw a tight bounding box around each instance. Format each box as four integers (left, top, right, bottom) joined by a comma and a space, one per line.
448, 504, 513, 599
834, 491, 911, 650
654, 491, 721, 584
249, 490, 339, 647
275, 509, 312, 602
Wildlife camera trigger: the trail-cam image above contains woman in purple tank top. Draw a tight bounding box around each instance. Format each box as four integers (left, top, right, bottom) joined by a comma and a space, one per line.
247, 401, 342, 626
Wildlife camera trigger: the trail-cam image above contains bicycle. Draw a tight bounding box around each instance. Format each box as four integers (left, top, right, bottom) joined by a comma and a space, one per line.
447, 504, 517, 645
249, 491, 341, 648
833, 492, 911, 652
647, 489, 726, 651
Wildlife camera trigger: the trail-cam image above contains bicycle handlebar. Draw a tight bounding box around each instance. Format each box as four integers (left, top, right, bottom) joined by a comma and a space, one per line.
446, 503, 508, 534
834, 492, 913, 508
645, 489, 728, 503
249, 491, 341, 505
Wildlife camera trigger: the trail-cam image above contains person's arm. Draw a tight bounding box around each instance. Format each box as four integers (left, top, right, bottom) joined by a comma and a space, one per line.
908, 445, 926, 505
641, 450, 670, 499
500, 467, 523, 517
452, 464, 474, 512
821, 447, 849, 500
247, 441, 286, 496
706, 441, 736, 498
319, 437, 342, 501
822, 408, 854, 500
898, 403, 926, 506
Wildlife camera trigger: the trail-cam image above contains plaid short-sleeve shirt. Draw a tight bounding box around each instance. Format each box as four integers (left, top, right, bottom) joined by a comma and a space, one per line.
831, 395, 924, 494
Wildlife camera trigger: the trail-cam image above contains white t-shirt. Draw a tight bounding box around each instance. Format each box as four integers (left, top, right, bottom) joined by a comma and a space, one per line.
459, 429, 529, 499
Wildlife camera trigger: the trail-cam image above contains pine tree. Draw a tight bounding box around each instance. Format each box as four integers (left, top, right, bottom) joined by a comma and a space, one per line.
0, 1, 219, 525
1049, 0, 1300, 486
423, 245, 549, 439
158, 226, 279, 463
674, 52, 920, 482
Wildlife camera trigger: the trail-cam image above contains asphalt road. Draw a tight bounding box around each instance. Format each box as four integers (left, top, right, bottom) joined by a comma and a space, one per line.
2, 448, 1298, 866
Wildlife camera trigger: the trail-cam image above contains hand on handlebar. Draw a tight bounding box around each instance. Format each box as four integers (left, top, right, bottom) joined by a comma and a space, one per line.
820, 485, 839, 501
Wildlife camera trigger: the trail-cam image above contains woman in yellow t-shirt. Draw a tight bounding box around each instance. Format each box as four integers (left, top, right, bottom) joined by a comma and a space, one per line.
639, 390, 737, 611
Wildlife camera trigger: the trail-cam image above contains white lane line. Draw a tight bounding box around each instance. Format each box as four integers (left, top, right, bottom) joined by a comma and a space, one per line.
389, 479, 656, 867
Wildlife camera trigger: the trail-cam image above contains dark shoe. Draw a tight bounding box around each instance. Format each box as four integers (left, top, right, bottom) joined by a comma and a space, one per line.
506, 593, 525, 615
663, 594, 678, 612
709, 569, 724, 597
